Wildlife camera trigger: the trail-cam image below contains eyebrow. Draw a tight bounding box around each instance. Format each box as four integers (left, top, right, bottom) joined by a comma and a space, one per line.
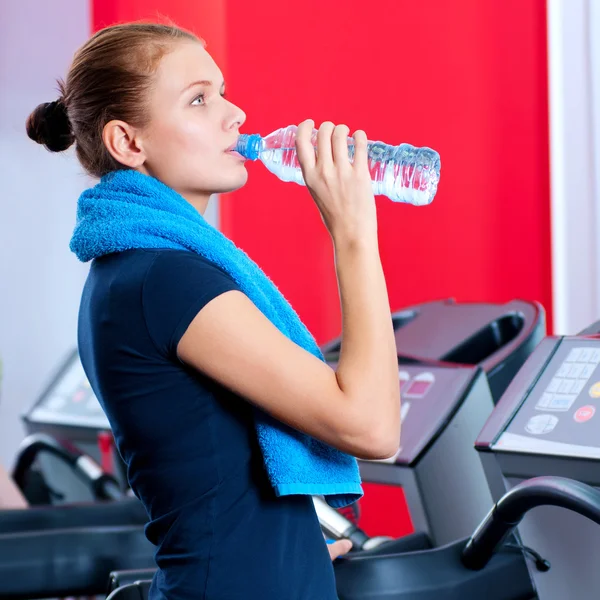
182, 80, 226, 94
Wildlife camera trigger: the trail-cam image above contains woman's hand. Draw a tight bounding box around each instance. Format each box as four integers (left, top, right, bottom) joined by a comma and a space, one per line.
296, 119, 377, 245
326, 538, 353, 561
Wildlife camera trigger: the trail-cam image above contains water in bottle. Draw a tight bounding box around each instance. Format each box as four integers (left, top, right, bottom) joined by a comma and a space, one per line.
234, 125, 441, 206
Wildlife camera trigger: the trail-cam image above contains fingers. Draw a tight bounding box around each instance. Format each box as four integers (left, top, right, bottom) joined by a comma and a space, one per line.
296, 119, 316, 172
295, 119, 374, 242
352, 129, 368, 172
327, 539, 353, 561
296, 121, 355, 174
332, 124, 351, 169
316, 121, 335, 170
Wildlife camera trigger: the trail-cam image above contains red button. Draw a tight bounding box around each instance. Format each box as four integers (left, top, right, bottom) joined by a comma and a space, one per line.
574, 405, 596, 423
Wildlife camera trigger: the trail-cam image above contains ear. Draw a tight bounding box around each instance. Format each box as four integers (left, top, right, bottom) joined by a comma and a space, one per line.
102, 120, 147, 169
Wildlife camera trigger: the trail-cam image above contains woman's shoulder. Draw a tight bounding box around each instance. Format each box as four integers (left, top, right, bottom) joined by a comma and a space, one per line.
95, 248, 230, 277
88, 249, 239, 305
142, 249, 236, 283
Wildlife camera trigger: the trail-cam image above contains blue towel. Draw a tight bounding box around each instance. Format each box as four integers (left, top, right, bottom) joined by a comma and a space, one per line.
70, 169, 362, 508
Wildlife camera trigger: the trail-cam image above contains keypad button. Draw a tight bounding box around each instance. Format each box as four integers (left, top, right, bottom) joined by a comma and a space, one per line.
548, 394, 576, 411
546, 378, 561, 393
536, 393, 553, 409
567, 364, 585, 378
526, 414, 559, 435
581, 364, 596, 379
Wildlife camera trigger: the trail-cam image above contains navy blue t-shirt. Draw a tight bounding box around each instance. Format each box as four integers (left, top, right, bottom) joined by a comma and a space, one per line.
77, 248, 338, 600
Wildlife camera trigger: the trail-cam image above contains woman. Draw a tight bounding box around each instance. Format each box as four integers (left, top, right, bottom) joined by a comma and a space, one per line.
26, 22, 400, 600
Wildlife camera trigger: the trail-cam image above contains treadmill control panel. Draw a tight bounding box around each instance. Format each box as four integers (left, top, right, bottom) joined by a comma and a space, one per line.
26, 351, 110, 431
494, 339, 600, 458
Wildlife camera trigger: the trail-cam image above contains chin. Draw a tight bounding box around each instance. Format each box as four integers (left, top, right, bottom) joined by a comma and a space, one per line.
214, 171, 249, 194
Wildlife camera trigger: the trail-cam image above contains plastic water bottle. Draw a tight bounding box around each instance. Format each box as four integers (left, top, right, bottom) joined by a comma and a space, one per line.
235, 125, 441, 206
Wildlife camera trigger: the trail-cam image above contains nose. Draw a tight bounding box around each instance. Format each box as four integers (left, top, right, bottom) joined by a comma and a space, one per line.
225, 101, 246, 131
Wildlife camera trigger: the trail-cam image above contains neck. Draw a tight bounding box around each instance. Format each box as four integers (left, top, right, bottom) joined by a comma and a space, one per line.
182, 191, 212, 215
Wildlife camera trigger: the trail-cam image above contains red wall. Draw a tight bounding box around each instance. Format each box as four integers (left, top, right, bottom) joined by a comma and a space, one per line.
92, 0, 227, 71
223, 0, 552, 345
92, 0, 552, 538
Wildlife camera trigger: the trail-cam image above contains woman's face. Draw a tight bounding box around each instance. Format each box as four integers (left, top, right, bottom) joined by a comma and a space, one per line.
139, 41, 248, 207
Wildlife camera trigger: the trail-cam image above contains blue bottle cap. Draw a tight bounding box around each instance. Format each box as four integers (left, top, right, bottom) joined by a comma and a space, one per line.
235, 134, 263, 160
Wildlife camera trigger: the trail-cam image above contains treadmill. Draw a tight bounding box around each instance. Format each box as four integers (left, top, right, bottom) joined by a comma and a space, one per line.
475, 321, 600, 600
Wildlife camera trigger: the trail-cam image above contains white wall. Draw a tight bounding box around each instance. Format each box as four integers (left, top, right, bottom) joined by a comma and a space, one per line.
589, 1, 600, 331
0, 2, 221, 469
0, 0, 92, 466
548, 0, 600, 335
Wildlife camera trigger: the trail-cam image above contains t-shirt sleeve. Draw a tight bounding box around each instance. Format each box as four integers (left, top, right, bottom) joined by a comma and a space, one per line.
142, 251, 242, 358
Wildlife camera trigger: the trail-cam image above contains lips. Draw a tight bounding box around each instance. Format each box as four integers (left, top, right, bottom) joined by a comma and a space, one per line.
225, 139, 239, 152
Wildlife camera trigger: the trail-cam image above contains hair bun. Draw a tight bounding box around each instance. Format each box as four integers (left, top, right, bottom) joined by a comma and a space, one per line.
26, 99, 75, 152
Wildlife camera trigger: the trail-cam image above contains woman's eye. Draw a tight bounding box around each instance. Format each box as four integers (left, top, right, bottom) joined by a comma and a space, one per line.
191, 94, 205, 106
